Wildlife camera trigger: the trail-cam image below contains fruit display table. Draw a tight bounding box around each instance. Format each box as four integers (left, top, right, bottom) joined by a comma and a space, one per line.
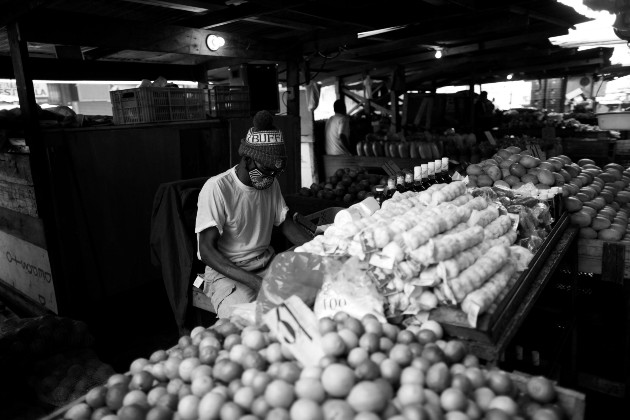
40, 313, 586, 420
574, 237, 630, 400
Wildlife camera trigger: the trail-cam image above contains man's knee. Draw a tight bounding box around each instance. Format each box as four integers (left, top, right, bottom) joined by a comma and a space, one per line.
214, 282, 257, 318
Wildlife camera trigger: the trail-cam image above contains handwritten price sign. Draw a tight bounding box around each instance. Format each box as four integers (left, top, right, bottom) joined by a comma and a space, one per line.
263, 296, 325, 367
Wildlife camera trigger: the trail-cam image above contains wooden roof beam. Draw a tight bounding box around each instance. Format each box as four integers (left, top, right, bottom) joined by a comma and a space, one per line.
20, 11, 287, 61
0, 55, 208, 81
508, 5, 578, 29
119, 0, 218, 13
0, 0, 58, 27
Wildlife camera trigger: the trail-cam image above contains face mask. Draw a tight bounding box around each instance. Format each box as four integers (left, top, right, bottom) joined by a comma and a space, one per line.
248, 168, 275, 190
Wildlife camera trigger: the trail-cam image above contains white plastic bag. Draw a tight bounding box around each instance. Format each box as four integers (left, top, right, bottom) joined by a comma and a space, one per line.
314, 257, 387, 322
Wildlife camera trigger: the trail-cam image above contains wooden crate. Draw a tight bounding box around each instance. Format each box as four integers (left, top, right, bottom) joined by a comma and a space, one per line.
577, 238, 630, 280
510, 371, 586, 420
615, 139, 630, 155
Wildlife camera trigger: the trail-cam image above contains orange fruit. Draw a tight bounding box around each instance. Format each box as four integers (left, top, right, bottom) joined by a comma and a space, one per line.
212, 360, 243, 384
123, 390, 149, 408
118, 404, 148, 420
488, 395, 518, 416
389, 344, 413, 367
354, 360, 380, 381
242, 329, 267, 350
451, 373, 473, 395
85, 385, 107, 408
473, 387, 495, 411
440, 387, 468, 412
353, 412, 380, 420
347, 347, 370, 368
295, 378, 326, 403
156, 393, 178, 412
444, 340, 467, 363
321, 332, 347, 357
146, 387, 167, 406
191, 375, 214, 397
400, 366, 424, 385
278, 362, 301, 384
251, 396, 271, 418
426, 362, 451, 393
318, 317, 337, 334
177, 395, 200, 420
487, 370, 513, 396
359, 333, 380, 353
322, 399, 355, 420
130, 371, 154, 392
289, 398, 324, 420
526, 376, 557, 404
531, 407, 562, 420
379, 358, 402, 384
397, 383, 425, 407
219, 401, 243, 420
64, 403, 92, 420
233, 386, 256, 411
105, 383, 127, 411
337, 329, 359, 350
129, 358, 150, 375
321, 364, 355, 398
347, 381, 388, 413
145, 406, 172, 420
265, 407, 291, 420
198, 391, 225, 420
264, 380, 295, 408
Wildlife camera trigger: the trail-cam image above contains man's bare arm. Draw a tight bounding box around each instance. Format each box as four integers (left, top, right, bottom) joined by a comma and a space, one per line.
198, 227, 263, 292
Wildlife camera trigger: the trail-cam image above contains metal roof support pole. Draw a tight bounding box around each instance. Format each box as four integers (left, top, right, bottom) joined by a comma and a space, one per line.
7, 21, 67, 315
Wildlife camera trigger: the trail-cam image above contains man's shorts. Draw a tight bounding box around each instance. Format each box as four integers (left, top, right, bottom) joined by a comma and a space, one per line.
203, 247, 275, 319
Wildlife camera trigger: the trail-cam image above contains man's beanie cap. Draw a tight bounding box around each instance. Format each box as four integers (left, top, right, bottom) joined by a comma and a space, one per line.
238, 110, 287, 169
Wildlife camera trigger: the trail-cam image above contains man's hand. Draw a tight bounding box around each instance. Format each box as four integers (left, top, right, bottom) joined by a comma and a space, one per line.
280, 211, 314, 246
199, 227, 263, 292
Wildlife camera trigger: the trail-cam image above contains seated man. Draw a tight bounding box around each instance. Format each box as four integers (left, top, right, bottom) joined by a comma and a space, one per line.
195, 110, 312, 318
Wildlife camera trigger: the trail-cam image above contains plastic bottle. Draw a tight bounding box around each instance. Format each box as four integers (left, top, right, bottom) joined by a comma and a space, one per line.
441, 157, 453, 184
403, 170, 414, 192
434, 159, 443, 184
386, 177, 397, 199
421, 164, 431, 190
413, 165, 425, 192
427, 161, 437, 185
374, 185, 387, 207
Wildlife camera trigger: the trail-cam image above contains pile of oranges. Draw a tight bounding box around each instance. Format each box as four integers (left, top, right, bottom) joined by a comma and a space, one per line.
64, 314, 570, 420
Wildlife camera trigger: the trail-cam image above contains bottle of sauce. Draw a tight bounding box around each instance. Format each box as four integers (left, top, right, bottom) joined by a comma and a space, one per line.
421, 164, 432, 190
386, 176, 397, 199
427, 161, 437, 185
441, 157, 452, 184
395, 172, 406, 194
413, 166, 425, 192
374, 185, 387, 207
434, 159, 443, 184
403, 170, 414, 192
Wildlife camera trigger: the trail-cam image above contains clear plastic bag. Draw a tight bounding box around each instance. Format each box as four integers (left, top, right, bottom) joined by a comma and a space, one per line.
313, 257, 387, 322
255, 252, 338, 324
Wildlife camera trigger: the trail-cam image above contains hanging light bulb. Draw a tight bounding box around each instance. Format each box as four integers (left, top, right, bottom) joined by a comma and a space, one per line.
206, 34, 226, 51
435, 49, 443, 59
507, 73, 513, 80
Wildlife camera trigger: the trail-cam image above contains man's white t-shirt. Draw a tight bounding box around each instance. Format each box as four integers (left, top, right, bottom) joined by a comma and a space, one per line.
195, 167, 288, 262
325, 113, 351, 155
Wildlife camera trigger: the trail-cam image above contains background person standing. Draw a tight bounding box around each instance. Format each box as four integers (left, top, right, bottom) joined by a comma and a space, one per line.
325, 99, 352, 155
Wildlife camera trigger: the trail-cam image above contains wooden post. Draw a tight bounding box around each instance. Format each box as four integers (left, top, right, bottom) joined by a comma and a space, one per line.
7, 22, 67, 315
286, 57, 301, 193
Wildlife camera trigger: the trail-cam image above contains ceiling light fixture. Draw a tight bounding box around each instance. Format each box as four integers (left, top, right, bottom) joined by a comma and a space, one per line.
435, 49, 443, 59
507, 73, 514, 80
206, 34, 226, 51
